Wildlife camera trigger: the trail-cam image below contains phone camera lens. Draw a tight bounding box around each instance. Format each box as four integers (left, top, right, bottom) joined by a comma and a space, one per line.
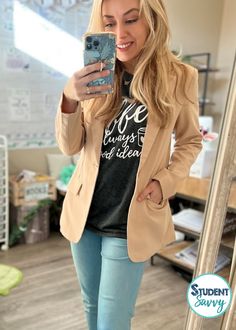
93, 40, 99, 47
86, 36, 92, 43
86, 44, 92, 50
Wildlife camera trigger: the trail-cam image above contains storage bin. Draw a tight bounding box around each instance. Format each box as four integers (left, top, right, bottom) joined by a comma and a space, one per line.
9, 174, 56, 207
190, 149, 216, 178
10, 204, 50, 244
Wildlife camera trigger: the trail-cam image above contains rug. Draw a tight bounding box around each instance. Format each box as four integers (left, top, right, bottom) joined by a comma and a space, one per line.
0, 264, 23, 296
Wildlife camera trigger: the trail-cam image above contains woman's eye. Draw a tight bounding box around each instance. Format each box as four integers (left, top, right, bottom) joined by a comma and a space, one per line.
126, 18, 138, 24
104, 23, 114, 28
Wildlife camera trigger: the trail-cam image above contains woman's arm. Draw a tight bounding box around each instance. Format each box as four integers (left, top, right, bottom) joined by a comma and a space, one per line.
152, 68, 203, 200
55, 78, 86, 156
55, 62, 111, 156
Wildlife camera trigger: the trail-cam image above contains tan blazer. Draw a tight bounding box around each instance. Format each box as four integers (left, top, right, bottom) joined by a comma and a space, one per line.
55, 64, 202, 262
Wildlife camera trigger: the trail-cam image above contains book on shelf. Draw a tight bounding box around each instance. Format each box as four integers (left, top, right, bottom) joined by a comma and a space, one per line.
173, 209, 203, 233
175, 240, 231, 272
172, 208, 236, 235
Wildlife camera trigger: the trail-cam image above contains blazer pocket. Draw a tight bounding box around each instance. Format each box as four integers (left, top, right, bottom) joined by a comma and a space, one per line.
146, 198, 167, 210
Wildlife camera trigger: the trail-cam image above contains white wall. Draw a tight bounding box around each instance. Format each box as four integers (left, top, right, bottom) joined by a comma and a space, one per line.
164, 0, 235, 129
213, 0, 236, 115
164, 0, 223, 65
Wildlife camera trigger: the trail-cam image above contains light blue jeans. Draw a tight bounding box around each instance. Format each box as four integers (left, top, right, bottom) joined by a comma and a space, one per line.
70, 229, 146, 330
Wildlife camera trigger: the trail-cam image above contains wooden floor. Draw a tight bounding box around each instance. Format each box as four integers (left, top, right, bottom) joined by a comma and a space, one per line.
0, 233, 222, 330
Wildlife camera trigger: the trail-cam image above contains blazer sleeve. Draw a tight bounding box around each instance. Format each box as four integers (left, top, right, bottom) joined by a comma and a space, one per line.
153, 67, 203, 200
55, 79, 86, 156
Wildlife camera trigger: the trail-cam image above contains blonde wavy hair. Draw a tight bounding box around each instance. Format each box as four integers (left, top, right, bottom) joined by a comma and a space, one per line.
83, 0, 189, 127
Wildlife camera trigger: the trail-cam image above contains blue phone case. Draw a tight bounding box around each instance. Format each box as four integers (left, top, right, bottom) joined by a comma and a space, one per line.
83, 32, 116, 94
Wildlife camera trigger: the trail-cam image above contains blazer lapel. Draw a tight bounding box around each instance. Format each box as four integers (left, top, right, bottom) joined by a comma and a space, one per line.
139, 112, 160, 169
139, 72, 176, 169
91, 118, 105, 166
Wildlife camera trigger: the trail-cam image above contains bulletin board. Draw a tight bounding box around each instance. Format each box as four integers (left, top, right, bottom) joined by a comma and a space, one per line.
0, 0, 92, 149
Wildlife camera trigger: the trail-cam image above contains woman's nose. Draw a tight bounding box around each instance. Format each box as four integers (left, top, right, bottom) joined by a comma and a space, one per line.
115, 23, 128, 40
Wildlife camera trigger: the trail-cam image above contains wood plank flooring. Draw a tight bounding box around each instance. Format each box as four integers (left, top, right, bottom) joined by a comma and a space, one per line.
0, 233, 222, 330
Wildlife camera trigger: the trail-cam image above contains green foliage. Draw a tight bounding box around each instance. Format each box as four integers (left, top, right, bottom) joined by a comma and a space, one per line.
59, 164, 76, 185
9, 199, 53, 247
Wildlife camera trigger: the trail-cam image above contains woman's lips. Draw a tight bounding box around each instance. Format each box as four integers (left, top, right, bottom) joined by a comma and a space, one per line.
116, 42, 133, 51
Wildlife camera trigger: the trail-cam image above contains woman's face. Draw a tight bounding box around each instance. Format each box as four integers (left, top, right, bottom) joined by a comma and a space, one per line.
102, 0, 149, 73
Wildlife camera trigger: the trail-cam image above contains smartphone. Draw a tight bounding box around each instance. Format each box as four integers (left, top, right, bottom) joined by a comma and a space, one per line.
83, 32, 116, 94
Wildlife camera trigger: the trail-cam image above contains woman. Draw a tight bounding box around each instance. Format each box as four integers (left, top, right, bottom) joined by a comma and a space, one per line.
55, 0, 202, 329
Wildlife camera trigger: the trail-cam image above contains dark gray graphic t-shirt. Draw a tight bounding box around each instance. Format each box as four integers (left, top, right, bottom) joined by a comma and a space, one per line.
86, 72, 148, 238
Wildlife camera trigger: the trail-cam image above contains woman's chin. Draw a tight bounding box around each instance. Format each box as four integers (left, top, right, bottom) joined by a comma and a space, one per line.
118, 56, 138, 73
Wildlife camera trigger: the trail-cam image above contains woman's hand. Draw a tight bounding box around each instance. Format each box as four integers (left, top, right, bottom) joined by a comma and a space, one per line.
137, 180, 163, 204
65, 62, 111, 102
